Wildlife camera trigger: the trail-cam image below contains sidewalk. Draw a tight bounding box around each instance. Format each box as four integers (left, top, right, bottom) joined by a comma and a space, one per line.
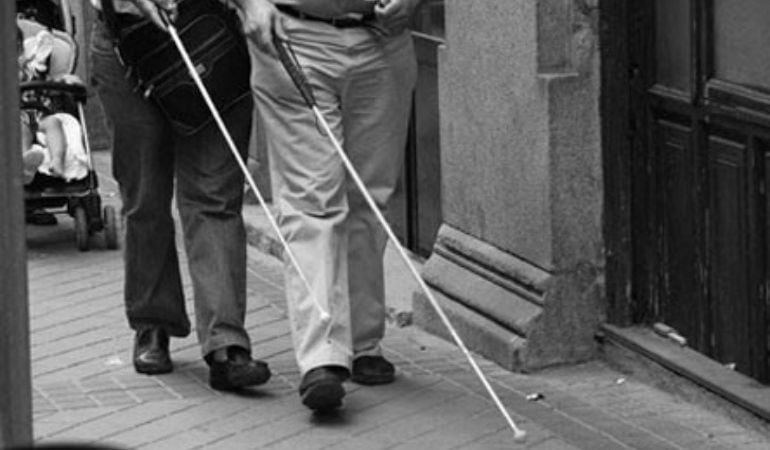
23, 151, 770, 449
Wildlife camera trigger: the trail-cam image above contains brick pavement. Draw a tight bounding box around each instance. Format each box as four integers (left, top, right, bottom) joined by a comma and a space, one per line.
22, 151, 770, 449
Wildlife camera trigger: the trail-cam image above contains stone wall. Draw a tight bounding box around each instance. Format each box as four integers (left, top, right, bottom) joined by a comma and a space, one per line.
415, 0, 605, 370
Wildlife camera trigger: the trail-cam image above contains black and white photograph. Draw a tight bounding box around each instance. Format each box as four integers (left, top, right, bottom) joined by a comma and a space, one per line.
1, 0, 769, 448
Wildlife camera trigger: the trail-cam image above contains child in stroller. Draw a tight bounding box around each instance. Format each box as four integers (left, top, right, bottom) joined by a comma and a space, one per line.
18, 24, 88, 186
18, 11, 118, 251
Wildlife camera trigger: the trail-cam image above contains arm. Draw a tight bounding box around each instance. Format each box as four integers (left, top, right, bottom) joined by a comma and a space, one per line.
229, 0, 284, 55
375, 0, 424, 35
126, 0, 179, 29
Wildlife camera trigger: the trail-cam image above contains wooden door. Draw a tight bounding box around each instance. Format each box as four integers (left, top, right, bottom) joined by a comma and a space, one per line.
631, 0, 770, 382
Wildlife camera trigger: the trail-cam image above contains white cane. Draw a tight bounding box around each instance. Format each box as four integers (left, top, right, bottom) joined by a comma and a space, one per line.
272, 35, 527, 443
160, 14, 331, 324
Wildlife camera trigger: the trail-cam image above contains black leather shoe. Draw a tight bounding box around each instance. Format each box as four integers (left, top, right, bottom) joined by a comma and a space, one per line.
207, 346, 271, 391
133, 328, 172, 375
299, 366, 349, 412
351, 355, 395, 385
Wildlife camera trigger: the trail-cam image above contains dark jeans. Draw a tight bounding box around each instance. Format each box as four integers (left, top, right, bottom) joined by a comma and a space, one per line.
89, 19, 252, 357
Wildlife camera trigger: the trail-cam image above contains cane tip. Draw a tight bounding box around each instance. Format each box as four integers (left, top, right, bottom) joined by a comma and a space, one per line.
513, 429, 527, 443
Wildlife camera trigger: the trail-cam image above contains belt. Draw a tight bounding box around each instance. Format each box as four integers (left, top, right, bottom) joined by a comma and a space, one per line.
276, 5, 374, 28
96, 10, 143, 26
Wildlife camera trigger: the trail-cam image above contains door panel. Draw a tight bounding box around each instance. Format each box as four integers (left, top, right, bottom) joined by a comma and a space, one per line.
654, 0, 691, 92
655, 120, 701, 347
713, 0, 770, 91
708, 135, 754, 373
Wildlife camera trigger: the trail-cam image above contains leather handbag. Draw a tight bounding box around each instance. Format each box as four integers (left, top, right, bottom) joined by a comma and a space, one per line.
102, 0, 250, 135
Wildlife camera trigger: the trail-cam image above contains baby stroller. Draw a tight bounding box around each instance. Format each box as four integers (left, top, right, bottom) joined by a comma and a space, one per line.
19, 1, 118, 251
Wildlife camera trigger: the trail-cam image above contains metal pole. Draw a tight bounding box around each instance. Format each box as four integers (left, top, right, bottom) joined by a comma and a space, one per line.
0, 1, 34, 447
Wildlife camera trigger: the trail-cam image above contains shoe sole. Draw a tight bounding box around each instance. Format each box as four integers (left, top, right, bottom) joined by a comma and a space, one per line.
301, 381, 345, 411
350, 373, 394, 385
210, 368, 271, 391
134, 362, 173, 375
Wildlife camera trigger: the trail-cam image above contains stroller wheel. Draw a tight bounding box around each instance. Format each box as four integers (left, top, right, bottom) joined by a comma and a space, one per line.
74, 206, 90, 252
103, 205, 119, 250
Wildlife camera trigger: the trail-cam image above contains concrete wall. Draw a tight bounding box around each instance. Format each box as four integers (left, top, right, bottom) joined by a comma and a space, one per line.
416, 0, 605, 370
439, 0, 552, 266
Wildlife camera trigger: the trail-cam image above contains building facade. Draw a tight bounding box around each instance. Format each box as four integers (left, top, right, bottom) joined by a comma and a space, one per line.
410, 0, 770, 418
57, 0, 770, 415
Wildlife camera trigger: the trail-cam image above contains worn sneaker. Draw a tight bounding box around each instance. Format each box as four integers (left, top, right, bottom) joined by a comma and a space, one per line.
207, 346, 271, 391
299, 366, 349, 412
351, 355, 395, 385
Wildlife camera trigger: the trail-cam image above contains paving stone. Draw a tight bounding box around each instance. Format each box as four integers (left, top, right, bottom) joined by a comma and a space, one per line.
139, 427, 226, 450
194, 396, 307, 449
35, 407, 124, 439
103, 397, 245, 447
632, 415, 712, 447
389, 409, 512, 449
334, 389, 496, 450
522, 437, 583, 450
44, 401, 192, 442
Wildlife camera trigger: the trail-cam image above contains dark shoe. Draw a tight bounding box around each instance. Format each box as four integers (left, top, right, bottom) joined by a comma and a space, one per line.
351, 355, 395, 385
299, 366, 349, 412
25, 210, 57, 226
207, 346, 271, 391
133, 328, 172, 375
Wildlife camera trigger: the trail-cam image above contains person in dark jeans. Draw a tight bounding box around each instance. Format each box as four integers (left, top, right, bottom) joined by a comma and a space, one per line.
88, 0, 270, 391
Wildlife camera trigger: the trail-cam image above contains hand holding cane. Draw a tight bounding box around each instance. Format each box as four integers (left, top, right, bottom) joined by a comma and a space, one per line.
158, 11, 331, 325
272, 34, 528, 443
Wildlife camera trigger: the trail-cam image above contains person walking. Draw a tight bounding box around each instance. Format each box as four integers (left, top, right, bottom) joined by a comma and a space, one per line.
231, 0, 421, 412
88, 0, 271, 391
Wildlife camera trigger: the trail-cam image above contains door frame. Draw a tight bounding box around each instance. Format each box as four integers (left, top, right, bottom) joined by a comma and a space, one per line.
600, 0, 635, 325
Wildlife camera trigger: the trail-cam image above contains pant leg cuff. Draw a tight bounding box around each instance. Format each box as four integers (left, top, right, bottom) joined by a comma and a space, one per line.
201, 335, 252, 359
298, 354, 351, 377
352, 343, 383, 359
130, 319, 191, 338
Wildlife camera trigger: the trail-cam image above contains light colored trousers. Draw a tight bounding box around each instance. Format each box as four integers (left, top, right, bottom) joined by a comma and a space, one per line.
249, 17, 417, 375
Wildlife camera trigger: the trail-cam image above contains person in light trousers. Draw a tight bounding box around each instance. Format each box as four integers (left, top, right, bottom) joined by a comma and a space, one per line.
232, 0, 421, 412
